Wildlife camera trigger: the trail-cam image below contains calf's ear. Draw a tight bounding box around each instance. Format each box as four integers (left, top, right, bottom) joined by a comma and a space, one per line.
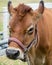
8, 1, 14, 15
38, 0, 44, 14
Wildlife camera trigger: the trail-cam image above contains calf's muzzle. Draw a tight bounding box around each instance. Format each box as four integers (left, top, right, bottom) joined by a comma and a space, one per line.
6, 48, 20, 59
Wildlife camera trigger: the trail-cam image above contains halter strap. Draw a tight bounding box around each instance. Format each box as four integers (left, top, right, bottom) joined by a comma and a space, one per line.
8, 38, 27, 52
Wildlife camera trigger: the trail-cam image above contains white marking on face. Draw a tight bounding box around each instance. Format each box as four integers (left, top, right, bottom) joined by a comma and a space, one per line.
7, 47, 24, 59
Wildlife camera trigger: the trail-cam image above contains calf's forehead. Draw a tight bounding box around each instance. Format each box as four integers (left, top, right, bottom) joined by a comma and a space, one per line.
9, 13, 34, 30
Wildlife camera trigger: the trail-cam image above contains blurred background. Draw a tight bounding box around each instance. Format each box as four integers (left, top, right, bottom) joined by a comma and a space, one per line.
0, 0, 52, 65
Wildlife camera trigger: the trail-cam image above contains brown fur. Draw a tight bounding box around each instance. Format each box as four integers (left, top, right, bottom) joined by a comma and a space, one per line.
8, 2, 52, 65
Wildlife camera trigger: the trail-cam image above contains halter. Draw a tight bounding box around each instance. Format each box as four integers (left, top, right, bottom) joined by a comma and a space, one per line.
8, 24, 38, 53
8, 13, 41, 53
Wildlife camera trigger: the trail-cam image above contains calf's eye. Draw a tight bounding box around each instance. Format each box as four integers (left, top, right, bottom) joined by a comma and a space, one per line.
28, 27, 34, 35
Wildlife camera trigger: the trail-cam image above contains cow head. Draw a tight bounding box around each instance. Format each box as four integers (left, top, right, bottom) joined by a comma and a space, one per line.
6, 0, 44, 62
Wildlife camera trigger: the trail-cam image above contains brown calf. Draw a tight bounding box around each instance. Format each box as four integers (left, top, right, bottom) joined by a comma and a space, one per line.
6, 0, 52, 65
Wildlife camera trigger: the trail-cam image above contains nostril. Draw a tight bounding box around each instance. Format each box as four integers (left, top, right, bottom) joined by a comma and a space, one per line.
14, 50, 20, 56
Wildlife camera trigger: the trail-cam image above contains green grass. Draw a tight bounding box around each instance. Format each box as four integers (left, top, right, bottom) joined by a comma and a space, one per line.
0, 56, 27, 65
